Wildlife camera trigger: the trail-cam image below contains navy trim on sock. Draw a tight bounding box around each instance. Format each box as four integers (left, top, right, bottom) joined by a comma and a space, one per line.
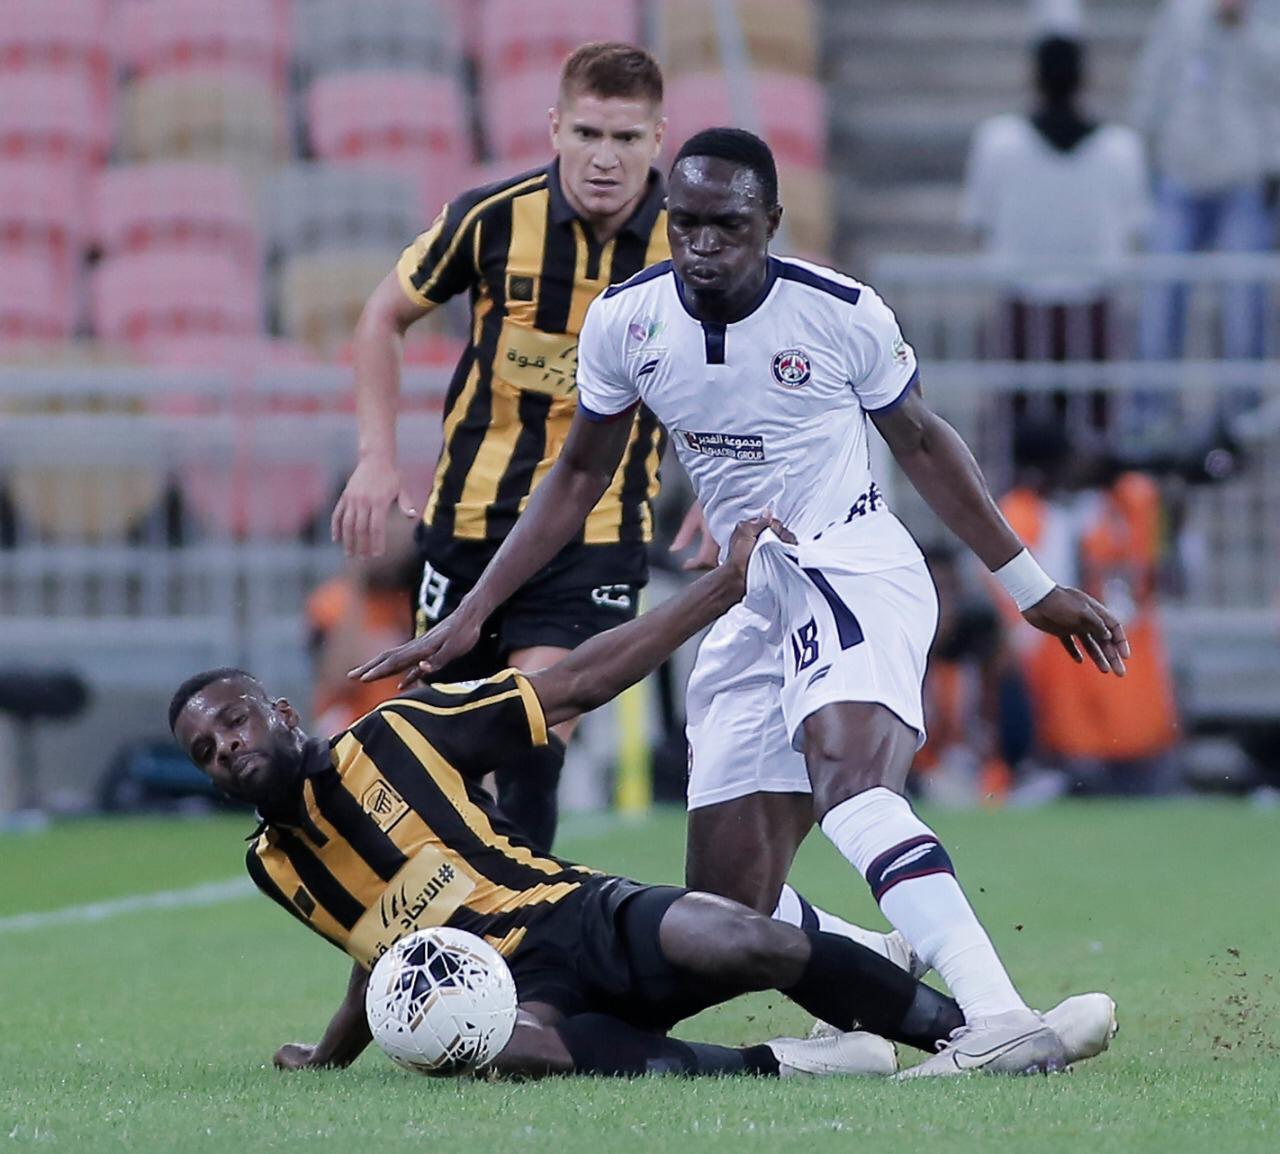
793, 890, 821, 933
865, 836, 955, 903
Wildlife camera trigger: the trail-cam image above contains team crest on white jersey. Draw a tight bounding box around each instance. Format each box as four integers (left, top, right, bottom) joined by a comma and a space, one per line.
771, 348, 811, 388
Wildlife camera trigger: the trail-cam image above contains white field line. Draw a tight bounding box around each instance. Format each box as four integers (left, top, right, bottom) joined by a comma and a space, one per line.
0, 811, 645, 934
0, 877, 255, 934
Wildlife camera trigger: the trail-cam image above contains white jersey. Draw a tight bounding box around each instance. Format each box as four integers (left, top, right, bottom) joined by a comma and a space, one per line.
576, 254, 923, 571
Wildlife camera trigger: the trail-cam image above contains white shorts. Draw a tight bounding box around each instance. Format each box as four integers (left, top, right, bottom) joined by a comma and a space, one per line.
685, 532, 937, 811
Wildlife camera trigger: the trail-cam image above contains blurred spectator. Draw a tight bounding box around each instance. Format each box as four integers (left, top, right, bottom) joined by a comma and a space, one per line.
962, 35, 1147, 364
307, 514, 417, 736
1028, 0, 1084, 37
1131, 0, 1280, 363
913, 547, 1021, 807
997, 423, 1183, 796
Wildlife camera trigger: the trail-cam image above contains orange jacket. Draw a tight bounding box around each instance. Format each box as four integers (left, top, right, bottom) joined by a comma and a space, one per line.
999, 477, 1179, 761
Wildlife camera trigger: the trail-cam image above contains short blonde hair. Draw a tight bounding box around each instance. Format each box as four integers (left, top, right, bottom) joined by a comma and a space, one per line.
559, 41, 664, 107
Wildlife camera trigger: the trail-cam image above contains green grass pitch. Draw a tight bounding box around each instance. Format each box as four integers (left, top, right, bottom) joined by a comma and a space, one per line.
1, 801, 1277, 1153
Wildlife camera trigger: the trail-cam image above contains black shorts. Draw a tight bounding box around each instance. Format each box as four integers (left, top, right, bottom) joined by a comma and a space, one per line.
410, 528, 649, 682
506, 878, 728, 1034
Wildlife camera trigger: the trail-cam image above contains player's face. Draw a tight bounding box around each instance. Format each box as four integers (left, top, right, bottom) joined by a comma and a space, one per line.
175, 680, 304, 811
550, 90, 664, 224
667, 157, 782, 314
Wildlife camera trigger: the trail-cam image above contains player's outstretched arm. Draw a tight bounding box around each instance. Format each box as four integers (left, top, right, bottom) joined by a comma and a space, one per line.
871, 386, 1130, 675
273, 961, 373, 1072
526, 516, 790, 728
331, 271, 429, 559
351, 409, 634, 685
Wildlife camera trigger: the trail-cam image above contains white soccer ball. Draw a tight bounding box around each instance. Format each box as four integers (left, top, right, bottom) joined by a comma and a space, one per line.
365, 927, 518, 1076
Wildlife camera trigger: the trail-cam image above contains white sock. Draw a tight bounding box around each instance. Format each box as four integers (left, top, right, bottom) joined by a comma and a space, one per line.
771, 883, 894, 961
820, 787, 1028, 1021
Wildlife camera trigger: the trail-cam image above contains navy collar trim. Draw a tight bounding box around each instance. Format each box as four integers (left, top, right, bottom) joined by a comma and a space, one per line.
547, 158, 666, 237
674, 256, 781, 325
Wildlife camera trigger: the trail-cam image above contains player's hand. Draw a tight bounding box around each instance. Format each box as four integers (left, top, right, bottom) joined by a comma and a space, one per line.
331, 456, 419, 559
272, 1042, 319, 1070
1022, 585, 1131, 675
349, 601, 484, 688
722, 514, 795, 596
670, 501, 721, 571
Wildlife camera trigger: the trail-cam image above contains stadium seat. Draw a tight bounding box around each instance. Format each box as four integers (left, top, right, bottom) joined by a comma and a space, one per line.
262, 164, 423, 268
141, 335, 317, 369
0, 254, 76, 344
119, 72, 287, 171
91, 163, 260, 278
657, 0, 818, 79
482, 68, 562, 164
4, 414, 173, 542
91, 250, 262, 345
477, 0, 639, 80
777, 164, 832, 259
0, 160, 87, 314
0, 73, 110, 174
293, 0, 462, 90
0, 0, 116, 108
307, 71, 470, 206
116, 0, 293, 94
663, 71, 826, 167
276, 247, 408, 356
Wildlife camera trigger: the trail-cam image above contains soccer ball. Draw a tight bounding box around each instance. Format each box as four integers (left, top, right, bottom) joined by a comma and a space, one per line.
365, 927, 518, 1076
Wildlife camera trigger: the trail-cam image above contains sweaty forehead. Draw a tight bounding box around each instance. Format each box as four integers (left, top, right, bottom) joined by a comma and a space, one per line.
669, 156, 766, 209
175, 681, 255, 744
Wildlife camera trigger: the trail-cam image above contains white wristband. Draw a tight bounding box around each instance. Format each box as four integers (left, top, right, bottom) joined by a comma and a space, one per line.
993, 549, 1057, 612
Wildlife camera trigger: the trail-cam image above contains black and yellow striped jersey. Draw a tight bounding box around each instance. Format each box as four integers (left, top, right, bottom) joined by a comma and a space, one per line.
396, 160, 669, 547
245, 671, 596, 969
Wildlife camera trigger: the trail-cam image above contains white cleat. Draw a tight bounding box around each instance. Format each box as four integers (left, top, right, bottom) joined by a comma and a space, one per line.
768, 1030, 898, 1077
895, 1009, 1067, 1079
1041, 993, 1118, 1066
884, 929, 932, 981
806, 931, 932, 1042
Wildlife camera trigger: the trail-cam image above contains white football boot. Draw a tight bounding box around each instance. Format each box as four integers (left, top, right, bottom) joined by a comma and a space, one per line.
884, 929, 932, 981
768, 1030, 898, 1077
806, 930, 932, 1041
1041, 993, 1118, 1065
895, 1009, 1067, 1078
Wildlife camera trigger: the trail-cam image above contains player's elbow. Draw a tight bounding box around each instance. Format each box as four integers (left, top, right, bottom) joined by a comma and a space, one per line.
357, 274, 422, 342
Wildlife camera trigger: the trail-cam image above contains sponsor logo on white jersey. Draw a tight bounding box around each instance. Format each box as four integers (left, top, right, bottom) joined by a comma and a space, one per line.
680, 430, 766, 461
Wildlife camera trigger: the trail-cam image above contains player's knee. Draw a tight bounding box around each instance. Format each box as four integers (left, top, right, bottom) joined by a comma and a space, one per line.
719, 910, 806, 987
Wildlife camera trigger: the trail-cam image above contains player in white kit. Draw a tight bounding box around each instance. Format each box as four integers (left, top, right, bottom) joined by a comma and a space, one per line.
354, 129, 1128, 1075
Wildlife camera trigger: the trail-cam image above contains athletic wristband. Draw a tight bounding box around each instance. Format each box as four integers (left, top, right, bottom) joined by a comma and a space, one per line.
993, 548, 1057, 612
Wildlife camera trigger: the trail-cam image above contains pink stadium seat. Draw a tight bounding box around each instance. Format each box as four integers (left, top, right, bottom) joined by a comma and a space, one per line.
91, 163, 260, 277
140, 335, 317, 372
663, 71, 826, 168
116, 0, 293, 94
90, 250, 262, 345
307, 71, 470, 201
0, 254, 75, 343
0, 73, 110, 173
0, 0, 115, 107
0, 160, 86, 304
478, 0, 638, 80
483, 69, 562, 165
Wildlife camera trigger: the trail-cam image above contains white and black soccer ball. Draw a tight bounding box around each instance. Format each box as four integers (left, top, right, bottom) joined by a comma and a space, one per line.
365, 927, 518, 1076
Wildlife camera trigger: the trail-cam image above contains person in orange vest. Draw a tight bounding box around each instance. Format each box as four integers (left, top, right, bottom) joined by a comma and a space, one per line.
307, 515, 418, 736
913, 547, 1019, 806
998, 424, 1181, 793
